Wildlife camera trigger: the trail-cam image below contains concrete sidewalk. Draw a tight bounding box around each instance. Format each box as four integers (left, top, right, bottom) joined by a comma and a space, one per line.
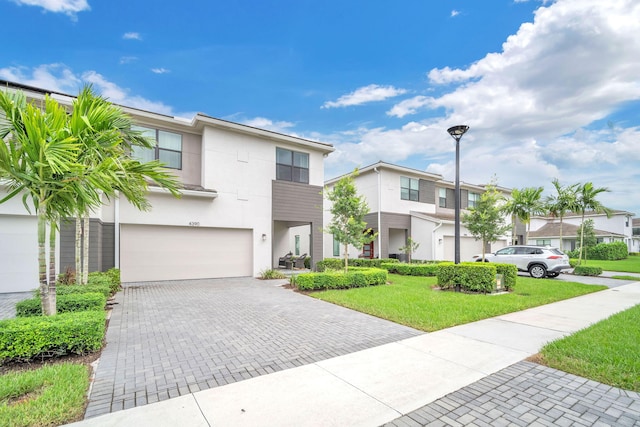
66, 281, 640, 427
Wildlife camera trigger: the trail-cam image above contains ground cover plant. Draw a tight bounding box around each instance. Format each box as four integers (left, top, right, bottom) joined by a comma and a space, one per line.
539, 304, 640, 392
0, 363, 89, 426
311, 274, 606, 332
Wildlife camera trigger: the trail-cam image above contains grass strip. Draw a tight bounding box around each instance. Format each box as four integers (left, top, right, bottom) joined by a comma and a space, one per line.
540, 304, 640, 392
0, 363, 89, 426
312, 274, 606, 332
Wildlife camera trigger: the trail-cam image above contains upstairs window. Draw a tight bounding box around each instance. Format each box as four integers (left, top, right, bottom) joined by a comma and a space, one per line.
131, 125, 182, 169
439, 188, 447, 208
468, 192, 480, 209
276, 148, 309, 183
400, 176, 419, 201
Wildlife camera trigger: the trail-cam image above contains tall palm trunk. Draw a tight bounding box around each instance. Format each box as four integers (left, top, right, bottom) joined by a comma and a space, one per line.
558, 215, 564, 250
48, 221, 57, 286
83, 214, 90, 284
511, 214, 516, 245
38, 205, 56, 315
343, 243, 349, 272
75, 216, 82, 285
578, 211, 585, 264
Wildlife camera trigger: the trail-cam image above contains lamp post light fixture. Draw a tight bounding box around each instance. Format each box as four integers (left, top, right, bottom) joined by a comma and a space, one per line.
447, 125, 469, 265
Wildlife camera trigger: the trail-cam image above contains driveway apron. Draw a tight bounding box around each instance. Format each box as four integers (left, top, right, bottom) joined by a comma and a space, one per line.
85, 278, 423, 418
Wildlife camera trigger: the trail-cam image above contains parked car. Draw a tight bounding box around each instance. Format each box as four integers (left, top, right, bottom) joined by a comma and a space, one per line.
471, 245, 571, 278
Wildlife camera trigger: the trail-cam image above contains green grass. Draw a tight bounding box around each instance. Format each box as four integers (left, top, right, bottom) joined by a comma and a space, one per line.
540, 304, 640, 392
574, 256, 640, 274
312, 274, 606, 332
611, 275, 640, 281
0, 363, 89, 427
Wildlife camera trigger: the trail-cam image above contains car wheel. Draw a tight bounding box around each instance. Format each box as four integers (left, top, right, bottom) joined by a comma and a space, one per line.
529, 264, 547, 279
547, 272, 559, 278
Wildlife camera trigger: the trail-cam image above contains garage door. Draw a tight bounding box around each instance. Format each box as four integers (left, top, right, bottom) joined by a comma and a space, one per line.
0, 215, 39, 293
444, 236, 484, 262
120, 224, 253, 282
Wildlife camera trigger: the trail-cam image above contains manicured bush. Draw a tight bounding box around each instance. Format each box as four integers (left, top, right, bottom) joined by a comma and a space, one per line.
294, 268, 387, 291
381, 262, 439, 276
573, 265, 603, 276
437, 262, 499, 293
56, 284, 111, 298
88, 268, 121, 294
494, 263, 517, 291
16, 293, 106, 317
567, 242, 627, 261
0, 310, 106, 364
316, 258, 398, 271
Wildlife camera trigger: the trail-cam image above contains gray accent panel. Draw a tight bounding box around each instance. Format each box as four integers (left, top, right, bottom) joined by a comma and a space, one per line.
461, 189, 469, 209
419, 179, 436, 204
364, 212, 411, 258
59, 219, 115, 274
272, 180, 323, 269
446, 188, 455, 209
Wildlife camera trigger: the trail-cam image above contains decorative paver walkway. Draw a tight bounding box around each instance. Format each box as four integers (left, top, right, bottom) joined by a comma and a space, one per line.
384, 361, 640, 427
85, 278, 423, 418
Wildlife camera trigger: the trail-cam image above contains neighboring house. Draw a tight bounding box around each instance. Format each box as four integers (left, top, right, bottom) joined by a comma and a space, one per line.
0, 80, 334, 292
527, 210, 638, 253
323, 162, 511, 262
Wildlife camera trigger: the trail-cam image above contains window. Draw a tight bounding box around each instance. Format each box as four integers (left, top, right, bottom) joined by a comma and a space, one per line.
276, 148, 309, 183
131, 125, 182, 169
333, 236, 340, 256
400, 176, 419, 201
439, 188, 447, 208
536, 239, 551, 246
295, 235, 300, 256
468, 192, 480, 209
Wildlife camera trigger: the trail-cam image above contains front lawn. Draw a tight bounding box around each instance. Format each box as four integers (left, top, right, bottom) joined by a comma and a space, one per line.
0, 363, 89, 427
573, 256, 640, 274
539, 304, 640, 392
312, 274, 606, 332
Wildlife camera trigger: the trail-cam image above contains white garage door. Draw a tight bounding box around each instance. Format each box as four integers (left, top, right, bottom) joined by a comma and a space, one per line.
444, 236, 484, 262
120, 224, 253, 282
0, 215, 39, 293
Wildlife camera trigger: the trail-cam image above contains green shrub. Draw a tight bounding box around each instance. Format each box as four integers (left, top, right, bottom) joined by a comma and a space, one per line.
381, 262, 439, 276
569, 259, 580, 268
56, 284, 111, 298
259, 268, 287, 280
88, 269, 121, 295
567, 242, 627, 261
437, 263, 499, 293
573, 265, 603, 276
494, 263, 517, 291
0, 310, 105, 364
316, 258, 398, 272
16, 293, 106, 317
294, 268, 388, 291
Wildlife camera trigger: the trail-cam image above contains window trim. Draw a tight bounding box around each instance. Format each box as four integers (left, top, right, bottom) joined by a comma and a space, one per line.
276, 147, 309, 184
132, 125, 183, 170
400, 176, 419, 201
438, 188, 447, 208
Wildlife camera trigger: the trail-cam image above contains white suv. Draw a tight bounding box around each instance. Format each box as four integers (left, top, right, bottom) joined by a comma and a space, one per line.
472, 245, 571, 278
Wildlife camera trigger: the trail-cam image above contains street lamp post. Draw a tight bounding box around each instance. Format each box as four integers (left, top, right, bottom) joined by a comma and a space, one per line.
447, 125, 469, 264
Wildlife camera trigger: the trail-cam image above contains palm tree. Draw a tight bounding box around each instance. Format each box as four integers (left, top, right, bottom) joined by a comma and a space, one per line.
0, 90, 95, 315
545, 179, 579, 251
502, 186, 544, 244
575, 182, 611, 264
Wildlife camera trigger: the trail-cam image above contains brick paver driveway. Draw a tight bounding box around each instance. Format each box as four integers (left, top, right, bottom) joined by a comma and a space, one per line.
86, 278, 423, 418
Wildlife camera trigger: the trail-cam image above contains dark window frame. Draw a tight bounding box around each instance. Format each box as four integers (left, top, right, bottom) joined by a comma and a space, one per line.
131, 125, 183, 170
276, 147, 309, 184
438, 188, 447, 208
400, 176, 419, 201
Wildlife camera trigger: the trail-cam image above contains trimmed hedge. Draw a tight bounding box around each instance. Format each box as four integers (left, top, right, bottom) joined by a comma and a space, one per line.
567, 242, 628, 261
294, 268, 388, 291
0, 310, 106, 364
88, 269, 121, 295
382, 262, 439, 276
437, 262, 508, 293
16, 293, 107, 317
56, 284, 111, 298
573, 265, 603, 276
316, 258, 399, 271
494, 263, 517, 291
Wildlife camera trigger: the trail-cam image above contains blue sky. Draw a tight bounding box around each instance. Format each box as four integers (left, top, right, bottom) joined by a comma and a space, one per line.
2, 0, 639, 217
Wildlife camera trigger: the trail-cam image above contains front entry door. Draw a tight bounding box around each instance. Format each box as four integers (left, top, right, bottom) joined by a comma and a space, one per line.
362, 241, 374, 259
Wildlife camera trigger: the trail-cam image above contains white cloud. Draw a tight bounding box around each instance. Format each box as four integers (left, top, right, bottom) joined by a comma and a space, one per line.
240, 117, 297, 134
451, 10, 460, 17
122, 32, 142, 40
322, 84, 407, 109
9, 0, 89, 17
151, 68, 170, 74
119, 56, 138, 64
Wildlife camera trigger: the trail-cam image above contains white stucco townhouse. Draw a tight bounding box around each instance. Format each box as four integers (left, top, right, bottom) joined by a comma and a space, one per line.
0, 80, 334, 292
